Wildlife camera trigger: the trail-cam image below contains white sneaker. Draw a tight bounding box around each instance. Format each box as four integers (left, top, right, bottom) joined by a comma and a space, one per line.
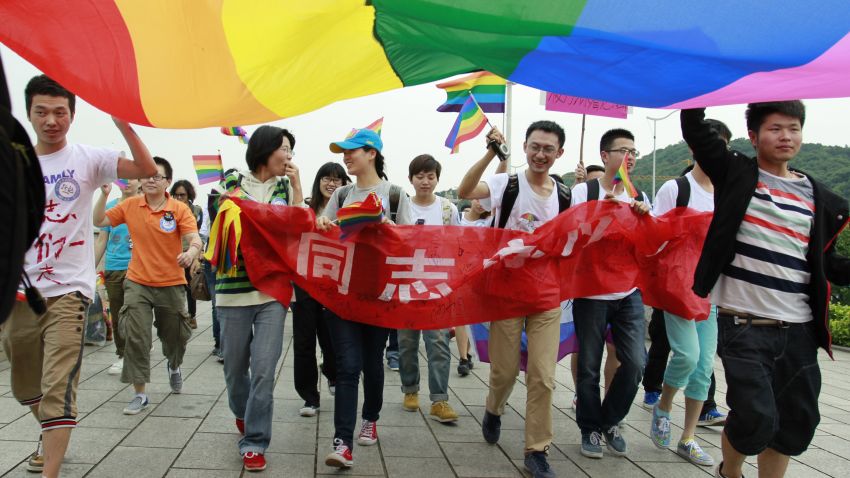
299, 404, 319, 417
108, 359, 123, 375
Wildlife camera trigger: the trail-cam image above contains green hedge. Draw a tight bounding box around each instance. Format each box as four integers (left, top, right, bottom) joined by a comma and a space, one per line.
830, 303, 850, 347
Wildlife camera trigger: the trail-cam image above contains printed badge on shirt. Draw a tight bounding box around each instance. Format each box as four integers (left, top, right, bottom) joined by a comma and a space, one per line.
160, 212, 177, 233
54, 176, 81, 201
271, 197, 288, 206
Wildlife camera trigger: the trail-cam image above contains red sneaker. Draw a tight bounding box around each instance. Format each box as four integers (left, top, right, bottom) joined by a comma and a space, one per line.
325, 439, 353, 468
356, 420, 378, 446
235, 418, 245, 435
242, 452, 266, 472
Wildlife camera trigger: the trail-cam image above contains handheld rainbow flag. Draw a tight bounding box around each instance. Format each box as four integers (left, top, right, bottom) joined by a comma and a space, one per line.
346, 117, 384, 139
337, 192, 384, 240
613, 161, 638, 199
437, 72, 506, 113
221, 126, 249, 144
444, 95, 488, 154
114, 178, 129, 189
193, 154, 224, 185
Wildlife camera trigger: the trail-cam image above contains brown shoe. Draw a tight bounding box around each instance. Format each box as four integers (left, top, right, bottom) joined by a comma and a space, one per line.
189, 317, 198, 329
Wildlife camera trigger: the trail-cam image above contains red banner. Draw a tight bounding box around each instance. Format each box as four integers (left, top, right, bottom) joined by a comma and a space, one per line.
235, 199, 712, 329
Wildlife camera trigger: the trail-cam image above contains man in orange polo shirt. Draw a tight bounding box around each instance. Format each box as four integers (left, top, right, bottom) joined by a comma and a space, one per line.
94, 156, 202, 414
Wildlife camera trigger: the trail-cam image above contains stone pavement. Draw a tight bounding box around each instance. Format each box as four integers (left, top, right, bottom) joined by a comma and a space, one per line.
2, 302, 850, 477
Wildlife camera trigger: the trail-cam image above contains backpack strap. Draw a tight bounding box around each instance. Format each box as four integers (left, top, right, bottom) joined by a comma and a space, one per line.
586, 178, 601, 202
389, 184, 403, 223
439, 196, 453, 225
496, 174, 520, 229
557, 182, 571, 212
336, 184, 354, 209
675, 176, 691, 208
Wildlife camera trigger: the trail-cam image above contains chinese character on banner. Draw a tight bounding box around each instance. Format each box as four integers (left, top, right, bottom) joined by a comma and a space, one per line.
379, 249, 455, 303
483, 238, 544, 269
296, 233, 355, 294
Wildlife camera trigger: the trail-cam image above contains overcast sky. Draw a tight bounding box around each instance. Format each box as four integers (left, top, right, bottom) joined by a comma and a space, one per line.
4, 45, 850, 203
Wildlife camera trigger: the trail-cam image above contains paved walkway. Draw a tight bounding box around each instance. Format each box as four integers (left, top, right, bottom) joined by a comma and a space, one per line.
2, 302, 850, 477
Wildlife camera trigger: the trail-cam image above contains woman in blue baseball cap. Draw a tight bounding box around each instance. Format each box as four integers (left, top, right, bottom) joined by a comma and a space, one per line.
316, 127, 412, 469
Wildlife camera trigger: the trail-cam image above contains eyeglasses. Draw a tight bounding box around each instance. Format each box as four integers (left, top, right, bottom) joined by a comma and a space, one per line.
321, 176, 343, 185
278, 146, 293, 155
527, 143, 559, 155
145, 175, 167, 182
606, 148, 640, 157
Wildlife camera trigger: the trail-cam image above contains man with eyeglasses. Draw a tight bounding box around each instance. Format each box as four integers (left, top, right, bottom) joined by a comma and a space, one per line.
0, 75, 156, 478
93, 156, 201, 415
459, 120, 572, 478
570, 128, 651, 460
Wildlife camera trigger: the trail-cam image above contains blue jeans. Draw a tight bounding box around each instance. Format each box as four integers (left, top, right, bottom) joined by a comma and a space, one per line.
326, 311, 390, 449
386, 329, 399, 363
398, 328, 451, 402
203, 261, 220, 348
574, 290, 646, 433
218, 302, 285, 454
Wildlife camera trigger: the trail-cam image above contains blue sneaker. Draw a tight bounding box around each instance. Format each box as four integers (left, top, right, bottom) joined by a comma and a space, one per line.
580, 431, 604, 459
678, 438, 715, 466
650, 404, 671, 449
523, 451, 556, 478
642, 391, 660, 409
387, 356, 399, 371
603, 425, 628, 456
698, 408, 727, 427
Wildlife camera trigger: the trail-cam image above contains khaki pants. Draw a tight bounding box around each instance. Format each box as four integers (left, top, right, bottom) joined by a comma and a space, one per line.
1, 292, 90, 430
485, 307, 561, 452
120, 280, 192, 384
103, 270, 127, 357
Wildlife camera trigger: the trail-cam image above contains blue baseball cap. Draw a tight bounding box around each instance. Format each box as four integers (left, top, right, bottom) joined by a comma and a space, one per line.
329, 128, 383, 153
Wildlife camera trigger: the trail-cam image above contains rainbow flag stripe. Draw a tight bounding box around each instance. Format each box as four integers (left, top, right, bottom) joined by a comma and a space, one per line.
445, 96, 487, 154
337, 192, 384, 240
221, 126, 248, 144
346, 117, 383, 140
2, 1, 849, 128
437, 72, 506, 113
114, 178, 129, 189
613, 162, 637, 199
193, 154, 224, 185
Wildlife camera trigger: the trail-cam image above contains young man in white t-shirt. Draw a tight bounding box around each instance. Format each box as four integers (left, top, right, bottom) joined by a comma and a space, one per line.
398, 154, 461, 423
0, 75, 155, 478
570, 128, 650, 460
458, 120, 569, 478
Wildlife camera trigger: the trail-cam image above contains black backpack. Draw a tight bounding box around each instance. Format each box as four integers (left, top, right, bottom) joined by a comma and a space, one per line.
0, 56, 44, 321
495, 173, 571, 229
674, 175, 691, 208
336, 183, 405, 223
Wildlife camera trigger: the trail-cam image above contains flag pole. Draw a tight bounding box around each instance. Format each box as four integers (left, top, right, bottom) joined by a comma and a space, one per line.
579, 114, 586, 165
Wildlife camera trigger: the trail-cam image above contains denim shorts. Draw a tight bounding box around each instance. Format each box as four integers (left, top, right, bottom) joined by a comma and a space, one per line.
717, 313, 821, 456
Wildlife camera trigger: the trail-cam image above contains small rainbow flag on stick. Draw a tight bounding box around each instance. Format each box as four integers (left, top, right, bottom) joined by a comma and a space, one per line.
193, 154, 224, 185
437, 71, 506, 113
445, 95, 488, 154
221, 126, 249, 144
336, 192, 384, 240
613, 161, 638, 199
114, 178, 129, 189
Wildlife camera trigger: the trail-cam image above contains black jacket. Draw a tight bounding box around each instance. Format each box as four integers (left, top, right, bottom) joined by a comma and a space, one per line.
681, 108, 850, 356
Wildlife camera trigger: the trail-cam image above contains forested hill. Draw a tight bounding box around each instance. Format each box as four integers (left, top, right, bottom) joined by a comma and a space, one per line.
629, 138, 850, 199
439, 139, 850, 201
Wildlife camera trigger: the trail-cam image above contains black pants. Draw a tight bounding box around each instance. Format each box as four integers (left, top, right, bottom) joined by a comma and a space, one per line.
643, 308, 718, 413
291, 285, 336, 406
717, 315, 821, 456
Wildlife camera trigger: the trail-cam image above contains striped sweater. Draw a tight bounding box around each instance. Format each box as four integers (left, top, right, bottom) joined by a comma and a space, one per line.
214, 171, 292, 307
712, 169, 814, 322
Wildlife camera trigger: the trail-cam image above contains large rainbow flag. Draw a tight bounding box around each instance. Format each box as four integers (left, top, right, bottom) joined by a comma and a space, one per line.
437, 72, 506, 113
2, 1, 849, 128
445, 96, 487, 154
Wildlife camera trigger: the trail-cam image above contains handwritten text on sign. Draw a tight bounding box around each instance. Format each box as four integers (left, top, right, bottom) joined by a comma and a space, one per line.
545, 93, 628, 119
